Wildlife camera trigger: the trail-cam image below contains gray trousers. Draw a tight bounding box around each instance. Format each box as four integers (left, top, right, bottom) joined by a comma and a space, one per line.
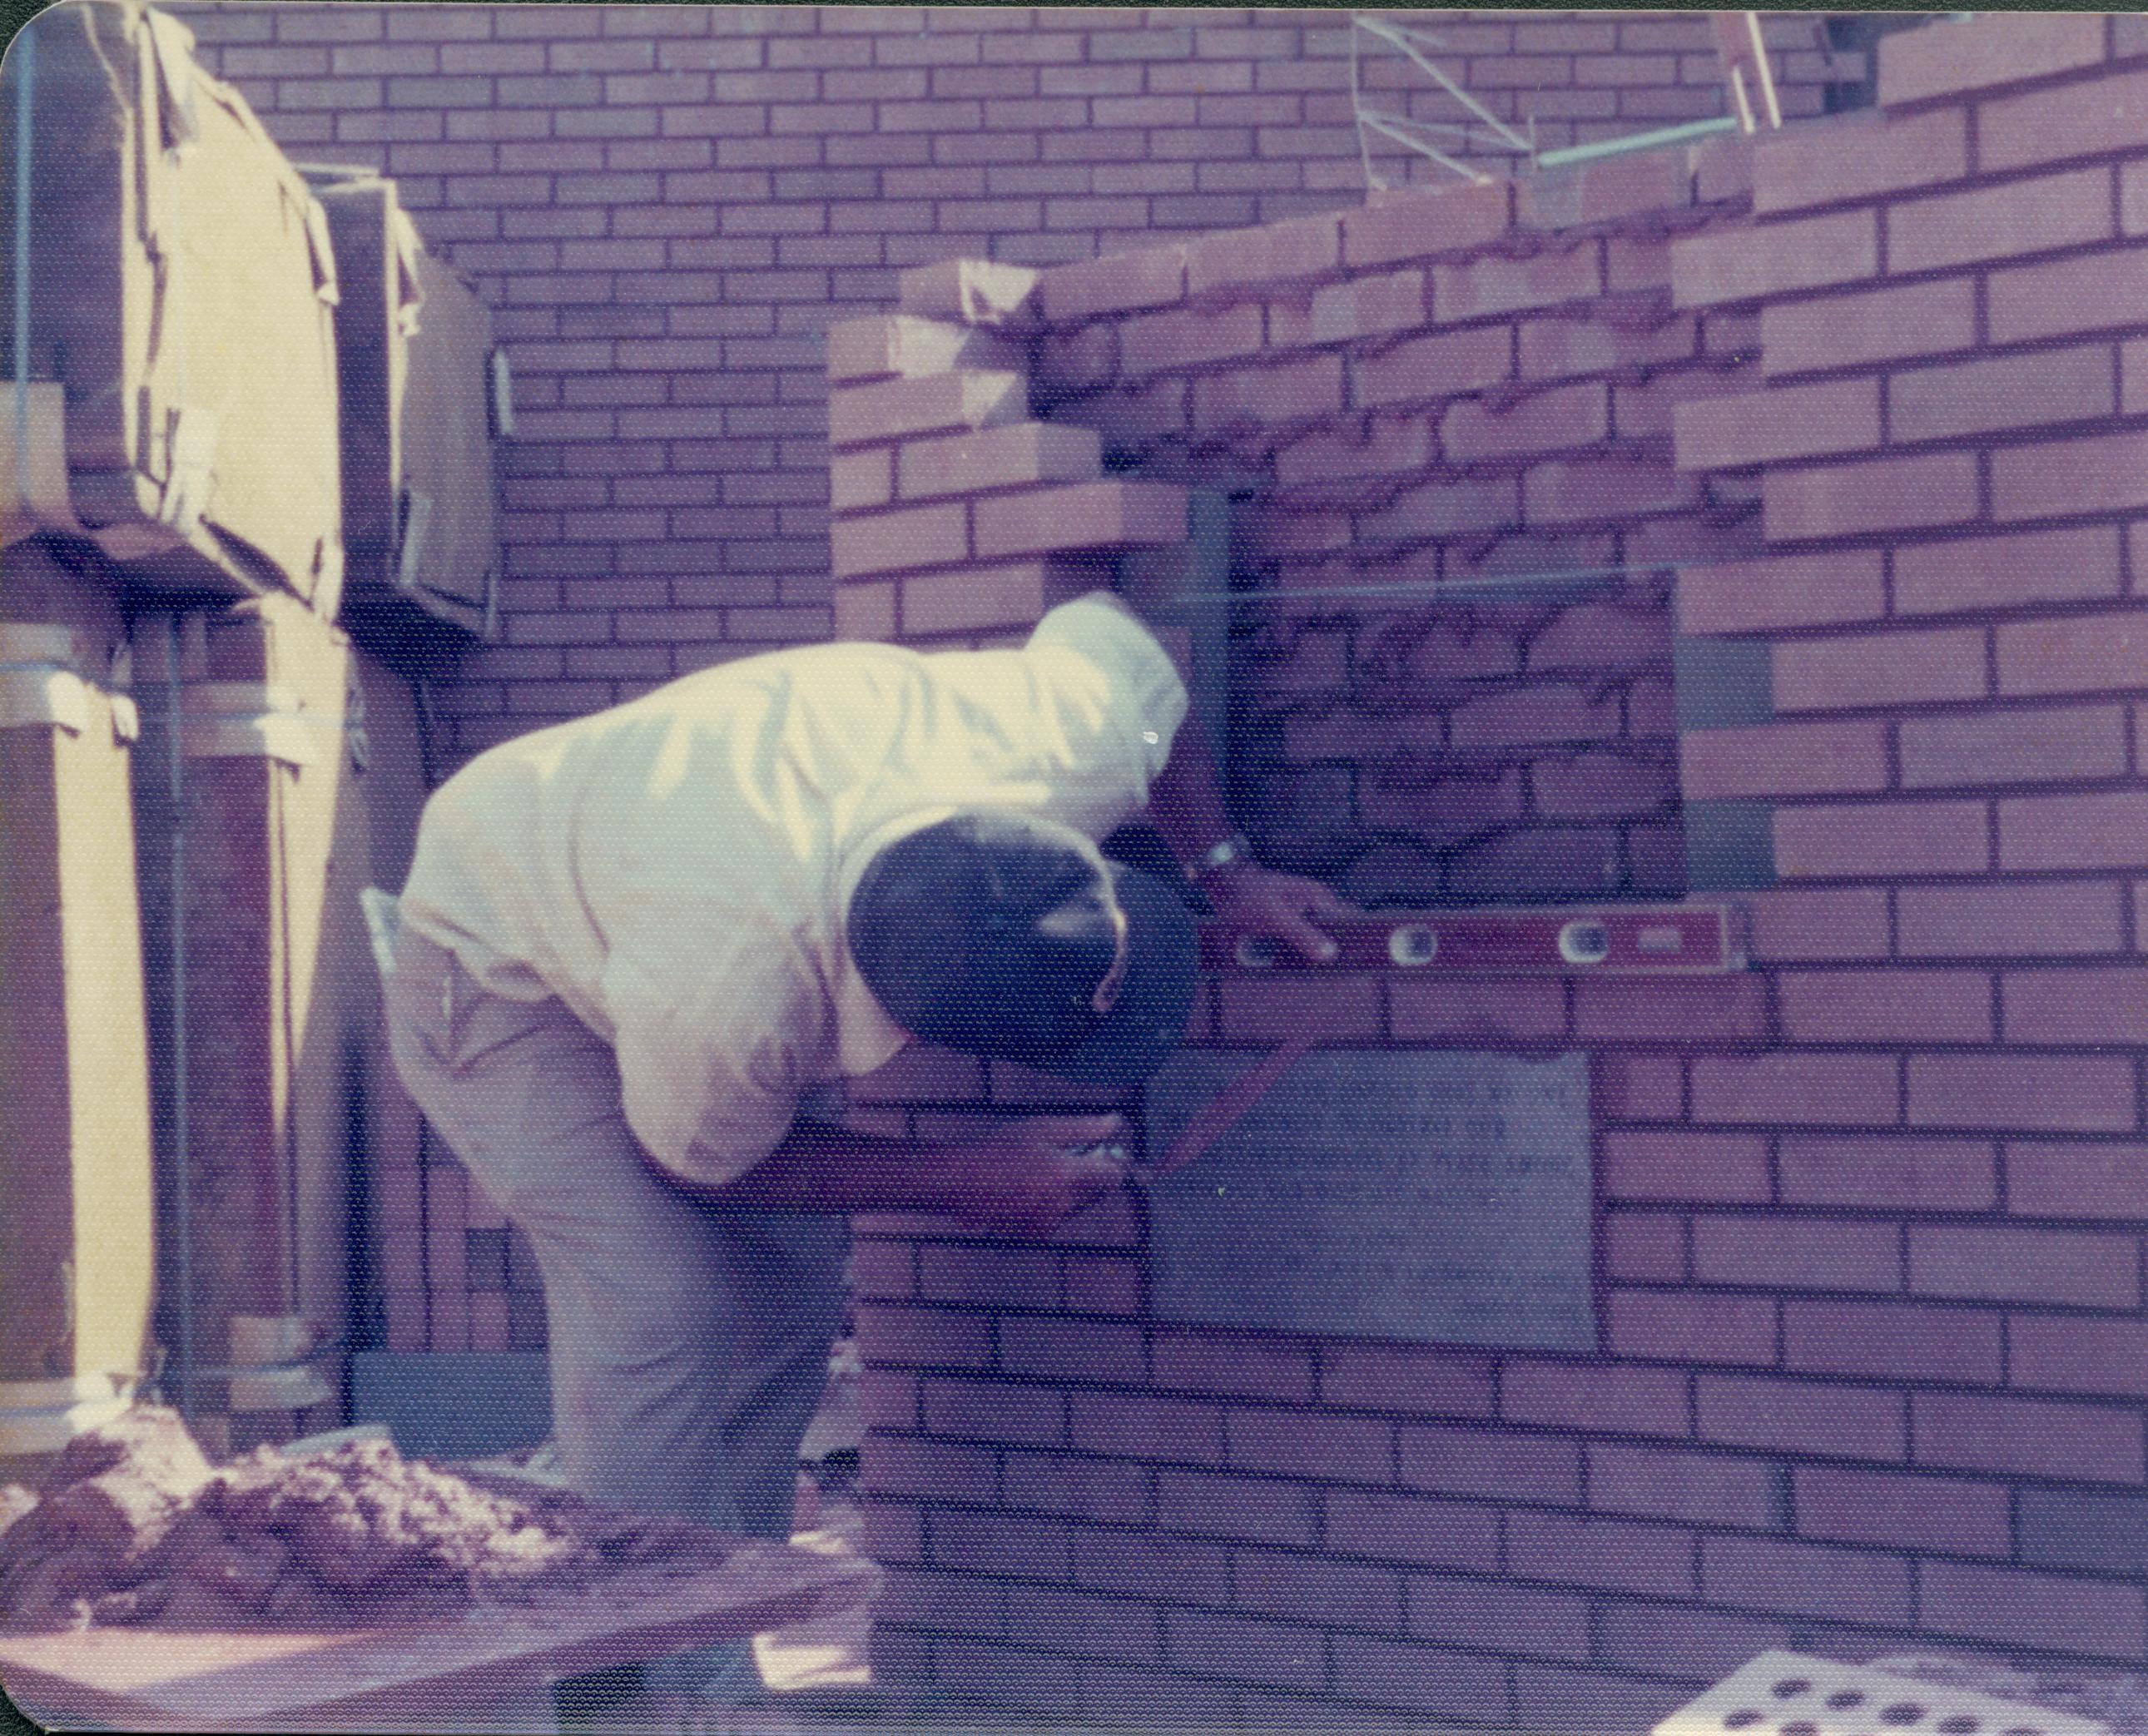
382, 924, 851, 1544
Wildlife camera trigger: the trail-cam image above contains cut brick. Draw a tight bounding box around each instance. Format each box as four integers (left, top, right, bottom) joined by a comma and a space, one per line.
1888, 166, 2113, 275
1877, 12, 2108, 108
1185, 211, 1342, 295
1433, 241, 1603, 324
1341, 179, 1516, 272
1762, 452, 1980, 543
972, 479, 1188, 559
897, 255, 1042, 328
827, 370, 1028, 447
1893, 523, 2122, 617
1760, 276, 1976, 378
1888, 343, 2116, 446
1979, 62, 2148, 172
1673, 378, 1881, 472
1671, 211, 1878, 309
897, 422, 1101, 499
826, 312, 1025, 384
1752, 107, 1969, 215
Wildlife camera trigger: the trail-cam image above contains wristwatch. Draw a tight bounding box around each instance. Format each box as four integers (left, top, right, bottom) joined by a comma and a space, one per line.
1189, 832, 1255, 880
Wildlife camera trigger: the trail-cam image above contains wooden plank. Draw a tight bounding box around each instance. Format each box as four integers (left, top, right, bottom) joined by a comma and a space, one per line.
0, 1542, 879, 1734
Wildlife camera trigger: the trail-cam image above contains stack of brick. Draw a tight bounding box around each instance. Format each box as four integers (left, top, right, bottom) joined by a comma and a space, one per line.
839, 14, 2148, 1733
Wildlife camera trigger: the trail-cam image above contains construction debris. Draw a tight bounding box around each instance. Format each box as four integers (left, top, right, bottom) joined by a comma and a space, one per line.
0, 1405, 727, 1634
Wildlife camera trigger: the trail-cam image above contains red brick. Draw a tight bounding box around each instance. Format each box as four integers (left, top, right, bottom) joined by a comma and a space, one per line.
1984, 62, 2148, 174
1434, 241, 1602, 323
1267, 269, 1426, 350
1910, 1219, 2141, 1307
1323, 1487, 1501, 1571
929, 1507, 1072, 1582
1230, 1546, 1403, 1634
1069, 1528, 1230, 1606
1753, 107, 1968, 215
1341, 180, 1516, 272
1689, 1053, 1901, 1127
1153, 1468, 1319, 1548
1385, 980, 1569, 1045
1603, 1211, 1689, 1283
1891, 167, 2114, 275
1184, 211, 1341, 295
2010, 1312, 2148, 1404
1778, 1135, 1997, 1213
1914, 1388, 2146, 1483
1989, 246, 2148, 346
1916, 703, 2130, 789
1894, 523, 2123, 617
1672, 211, 1878, 309
1522, 456, 1700, 524
1744, 886, 1893, 964
1005, 1585, 1161, 1666
829, 500, 969, 579
1697, 1373, 1908, 1462
1441, 381, 1608, 462
1680, 719, 1888, 802
1316, 1344, 1497, 1419
1783, 1294, 2004, 1385
1878, 12, 2107, 107
1585, 1443, 1782, 1529
1760, 277, 1976, 377
1507, 1510, 1699, 1598
1223, 1407, 1391, 1484
1998, 790, 2148, 871
1119, 301, 1264, 376
2007, 1141, 2148, 1220
1607, 1289, 1779, 1366
972, 479, 1187, 559
1501, 1360, 1695, 1439
1774, 801, 1991, 880
1404, 1572, 1590, 1663
1150, 1328, 1315, 1402
828, 370, 1027, 447
1763, 451, 1980, 543
1396, 1421, 1585, 1501
921, 1376, 1066, 1446
1997, 610, 2148, 698
1349, 323, 1513, 410
1891, 343, 2116, 447
1191, 355, 1345, 429
1908, 1052, 2138, 1134
1598, 1053, 1688, 1122
1920, 1558, 2148, 1663
1574, 978, 1769, 1045
1675, 551, 1884, 637
1601, 1129, 1771, 1205
1672, 379, 1881, 474
1702, 1533, 1916, 1625
1778, 967, 1994, 1044
1039, 244, 1188, 324
999, 1316, 1146, 1386
1691, 1213, 1904, 1294
1794, 1462, 2011, 1557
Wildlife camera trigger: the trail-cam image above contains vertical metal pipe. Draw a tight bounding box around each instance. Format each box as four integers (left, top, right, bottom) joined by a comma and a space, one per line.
163, 616, 196, 1421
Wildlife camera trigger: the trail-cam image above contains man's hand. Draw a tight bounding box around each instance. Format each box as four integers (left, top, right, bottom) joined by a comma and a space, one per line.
1202, 862, 1359, 963
948, 1113, 1130, 1237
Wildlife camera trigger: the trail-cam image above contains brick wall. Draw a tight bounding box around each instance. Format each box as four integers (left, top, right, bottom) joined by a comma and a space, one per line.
827, 13, 2148, 1729
154, 3, 1859, 1360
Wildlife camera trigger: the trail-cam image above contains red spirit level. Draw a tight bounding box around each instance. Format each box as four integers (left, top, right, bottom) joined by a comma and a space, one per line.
1198, 904, 1746, 976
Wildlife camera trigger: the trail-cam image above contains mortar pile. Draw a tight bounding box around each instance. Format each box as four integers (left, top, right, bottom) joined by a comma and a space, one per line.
0, 1405, 707, 1632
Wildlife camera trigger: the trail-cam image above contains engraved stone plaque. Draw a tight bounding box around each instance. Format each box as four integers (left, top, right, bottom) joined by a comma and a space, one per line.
1142, 1049, 1597, 1352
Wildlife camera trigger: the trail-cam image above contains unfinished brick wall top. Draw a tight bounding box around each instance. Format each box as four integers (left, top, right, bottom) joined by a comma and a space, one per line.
840, 15, 2148, 1730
